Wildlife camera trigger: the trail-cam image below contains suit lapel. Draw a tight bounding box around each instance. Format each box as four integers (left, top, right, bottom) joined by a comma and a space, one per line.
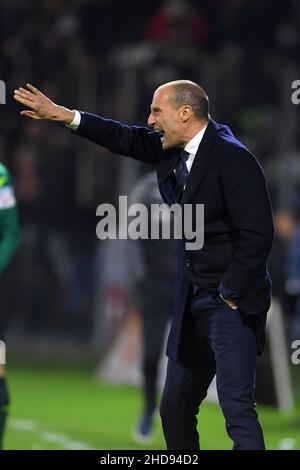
181, 119, 218, 204
157, 119, 220, 205
159, 149, 181, 184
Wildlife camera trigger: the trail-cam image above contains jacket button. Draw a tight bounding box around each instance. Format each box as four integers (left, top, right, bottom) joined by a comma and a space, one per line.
185, 258, 191, 267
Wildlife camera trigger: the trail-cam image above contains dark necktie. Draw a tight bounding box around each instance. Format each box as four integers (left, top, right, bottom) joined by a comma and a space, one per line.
173, 150, 189, 202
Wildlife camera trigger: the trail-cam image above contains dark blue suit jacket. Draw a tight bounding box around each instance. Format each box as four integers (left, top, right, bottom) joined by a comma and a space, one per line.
75, 113, 274, 365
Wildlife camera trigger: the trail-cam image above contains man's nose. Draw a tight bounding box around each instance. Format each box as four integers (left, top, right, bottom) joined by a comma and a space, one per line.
148, 113, 155, 127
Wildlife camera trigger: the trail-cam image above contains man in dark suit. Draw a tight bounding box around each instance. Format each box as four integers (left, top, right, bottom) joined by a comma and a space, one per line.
14, 80, 274, 450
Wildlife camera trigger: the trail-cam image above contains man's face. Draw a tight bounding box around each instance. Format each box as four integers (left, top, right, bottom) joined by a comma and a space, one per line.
148, 87, 184, 150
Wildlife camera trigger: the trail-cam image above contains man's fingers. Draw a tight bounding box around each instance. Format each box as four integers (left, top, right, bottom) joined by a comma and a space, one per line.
26, 83, 40, 95
13, 93, 36, 109
14, 84, 55, 120
14, 89, 35, 103
18, 87, 35, 100
20, 110, 40, 119
26, 83, 47, 99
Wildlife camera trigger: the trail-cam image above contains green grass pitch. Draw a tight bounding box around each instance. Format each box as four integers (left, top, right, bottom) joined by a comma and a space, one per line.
4, 358, 300, 450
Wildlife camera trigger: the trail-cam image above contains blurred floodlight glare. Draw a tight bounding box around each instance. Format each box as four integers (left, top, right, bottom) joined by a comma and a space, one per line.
0, 340, 6, 364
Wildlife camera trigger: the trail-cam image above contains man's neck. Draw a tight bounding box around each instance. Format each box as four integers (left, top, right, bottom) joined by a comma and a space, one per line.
182, 119, 209, 147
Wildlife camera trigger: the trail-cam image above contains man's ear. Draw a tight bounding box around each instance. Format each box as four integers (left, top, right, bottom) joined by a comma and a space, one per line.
180, 106, 192, 122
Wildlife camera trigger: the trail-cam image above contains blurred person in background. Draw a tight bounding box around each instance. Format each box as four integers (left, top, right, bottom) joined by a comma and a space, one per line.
0, 162, 21, 449
128, 171, 177, 443
268, 209, 298, 319
13, 80, 274, 450
144, 0, 210, 45
286, 214, 300, 340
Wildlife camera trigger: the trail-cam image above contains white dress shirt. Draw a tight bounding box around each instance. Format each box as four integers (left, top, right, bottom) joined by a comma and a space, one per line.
181, 125, 207, 175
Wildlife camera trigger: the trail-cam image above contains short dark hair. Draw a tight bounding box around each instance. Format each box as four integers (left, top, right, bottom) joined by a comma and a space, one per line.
163, 80, 209, 120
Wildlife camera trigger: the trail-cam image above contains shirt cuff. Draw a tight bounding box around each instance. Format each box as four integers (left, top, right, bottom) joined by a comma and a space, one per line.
65, 110, 81, 131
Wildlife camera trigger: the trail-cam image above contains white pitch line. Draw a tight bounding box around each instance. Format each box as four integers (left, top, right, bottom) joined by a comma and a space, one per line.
277, 437, 296, 450
10, 418, 94, 450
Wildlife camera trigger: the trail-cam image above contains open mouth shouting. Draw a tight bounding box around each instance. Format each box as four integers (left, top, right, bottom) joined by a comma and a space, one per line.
155, 128, 166, 144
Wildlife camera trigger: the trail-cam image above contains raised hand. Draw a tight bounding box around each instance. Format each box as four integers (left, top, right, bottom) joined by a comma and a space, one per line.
13, 84, 74, 124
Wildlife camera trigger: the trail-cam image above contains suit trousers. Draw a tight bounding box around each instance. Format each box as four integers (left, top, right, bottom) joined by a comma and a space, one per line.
159, 293, 265, 450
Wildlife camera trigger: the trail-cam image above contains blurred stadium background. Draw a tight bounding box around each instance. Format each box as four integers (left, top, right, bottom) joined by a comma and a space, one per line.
0, 0, 300, 450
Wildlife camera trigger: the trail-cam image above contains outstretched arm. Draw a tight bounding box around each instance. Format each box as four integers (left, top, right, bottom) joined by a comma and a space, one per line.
14, 84, 163, 164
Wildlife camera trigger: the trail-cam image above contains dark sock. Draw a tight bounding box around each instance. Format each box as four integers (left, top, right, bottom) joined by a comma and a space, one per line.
143, 358, 159, 414
0, 377, 10, 450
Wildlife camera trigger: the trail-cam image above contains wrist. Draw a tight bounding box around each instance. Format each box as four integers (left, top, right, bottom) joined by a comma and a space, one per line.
54, 105, 75, 125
